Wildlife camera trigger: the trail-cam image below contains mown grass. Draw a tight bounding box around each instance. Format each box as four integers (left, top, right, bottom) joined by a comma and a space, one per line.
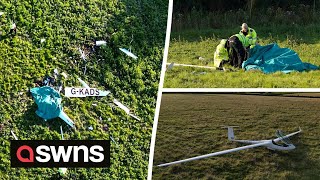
164, 25, 320, 88
153, 93, 320, 179
0, 0, 167, 179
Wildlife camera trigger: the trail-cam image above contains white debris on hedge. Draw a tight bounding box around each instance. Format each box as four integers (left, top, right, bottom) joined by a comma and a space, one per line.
119, 48, 138, 59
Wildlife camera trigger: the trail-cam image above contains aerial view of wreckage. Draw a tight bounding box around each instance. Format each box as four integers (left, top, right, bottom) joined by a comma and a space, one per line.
9, 41, 141, 175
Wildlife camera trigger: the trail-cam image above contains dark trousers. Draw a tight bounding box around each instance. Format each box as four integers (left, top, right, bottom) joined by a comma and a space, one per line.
226, 36, 246, 68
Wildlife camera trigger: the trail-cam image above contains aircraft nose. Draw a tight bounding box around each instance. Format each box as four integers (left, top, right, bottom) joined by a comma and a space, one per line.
289, 144, 296, 150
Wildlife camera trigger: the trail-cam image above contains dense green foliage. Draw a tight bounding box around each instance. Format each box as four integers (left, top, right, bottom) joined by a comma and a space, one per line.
172, 2, 320, 31
173, 0, 317, 16
153, 93, 320, 179
0, 0, 167, 179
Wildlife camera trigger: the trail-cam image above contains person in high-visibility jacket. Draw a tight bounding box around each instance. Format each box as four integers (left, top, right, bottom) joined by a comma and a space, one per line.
226, 34, 247, 68
214, 39, 228, 67
239, 23, 257, 49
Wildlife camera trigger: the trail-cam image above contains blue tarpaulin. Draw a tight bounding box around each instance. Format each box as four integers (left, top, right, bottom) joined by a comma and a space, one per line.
30, 86, 75, 128
242, 43, 319, 73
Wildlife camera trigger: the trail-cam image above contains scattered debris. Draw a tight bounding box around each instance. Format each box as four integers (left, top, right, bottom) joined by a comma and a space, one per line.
198, 56, 205, 60
58, 126, 68, 175
110, 136, 116, 144
40, 38, 46, 43
58, 168, 67, 176
103, 124, 109, 131
119, 48, 138, 59
96, 40, 107, 46
0, 12, 4, 16
9, 22, 17, 35
60, 126, 64, 140
54, 68, 59, 75
53, 69, 59, 79
58, 85, 63, 93
61, 72, 68, 78
92, 103, 97, 106
167, 62, 174, 71
78, 47, 87, 61
84, 65, 88, 75
19, 92, 24, 95
113, 99, 130, 114
11, 130, 18, 140
113, 99, 140, 120
88, 126, 93, 131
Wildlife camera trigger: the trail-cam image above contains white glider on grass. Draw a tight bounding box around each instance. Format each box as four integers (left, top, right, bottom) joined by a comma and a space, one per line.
78, 78, 140, 120
157, 126, 302, 167
119, 48, 138, 59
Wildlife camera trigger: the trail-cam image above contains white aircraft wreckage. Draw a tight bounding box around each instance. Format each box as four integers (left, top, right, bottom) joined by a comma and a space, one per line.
77, 78, 141, 121
119, 48, 138, 59
157, 126, 302, 167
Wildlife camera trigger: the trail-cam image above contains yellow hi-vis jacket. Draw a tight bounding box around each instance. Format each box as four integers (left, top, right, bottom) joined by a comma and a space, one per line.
214, 39, 228, 67
240, 27, 257, 48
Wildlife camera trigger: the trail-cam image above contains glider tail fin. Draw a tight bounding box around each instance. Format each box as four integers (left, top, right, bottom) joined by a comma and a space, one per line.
221, 126, 239, 141
59, 111, 75, 128
227, 127, 235, 141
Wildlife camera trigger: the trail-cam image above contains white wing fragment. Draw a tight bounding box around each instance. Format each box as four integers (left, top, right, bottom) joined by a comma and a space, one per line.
60, 126, 64, 140
78, 78, 90, 88
61, 72, 68, 78
96, 41, 107, 46
11, 130, 18, 140
113, 99, 130, 114
113, 99, 141, 120
119, 48, 138, 59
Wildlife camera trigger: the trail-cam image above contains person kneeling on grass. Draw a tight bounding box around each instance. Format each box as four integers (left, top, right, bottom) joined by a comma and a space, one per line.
213, 39, 229, 68
240, 23, 257, 49
226, 34, 248, 68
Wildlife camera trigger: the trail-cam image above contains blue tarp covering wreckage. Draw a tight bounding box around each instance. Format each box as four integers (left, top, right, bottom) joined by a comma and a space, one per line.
30, 86, 75, 128
242, 43, 319, 73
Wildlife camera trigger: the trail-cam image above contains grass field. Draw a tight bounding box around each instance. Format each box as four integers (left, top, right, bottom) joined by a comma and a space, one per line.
153, 93, 320, 179
0, 1, 167, 179
164, 25, 320, 88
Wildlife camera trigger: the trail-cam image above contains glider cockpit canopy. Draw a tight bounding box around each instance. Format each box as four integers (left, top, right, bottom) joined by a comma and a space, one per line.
276, 130, 293, 145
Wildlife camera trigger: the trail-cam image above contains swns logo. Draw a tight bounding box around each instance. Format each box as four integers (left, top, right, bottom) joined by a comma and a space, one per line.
11, 140, 110, 167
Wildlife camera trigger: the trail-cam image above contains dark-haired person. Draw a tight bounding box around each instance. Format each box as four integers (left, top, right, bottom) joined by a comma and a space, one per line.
226, 34, 247, 68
